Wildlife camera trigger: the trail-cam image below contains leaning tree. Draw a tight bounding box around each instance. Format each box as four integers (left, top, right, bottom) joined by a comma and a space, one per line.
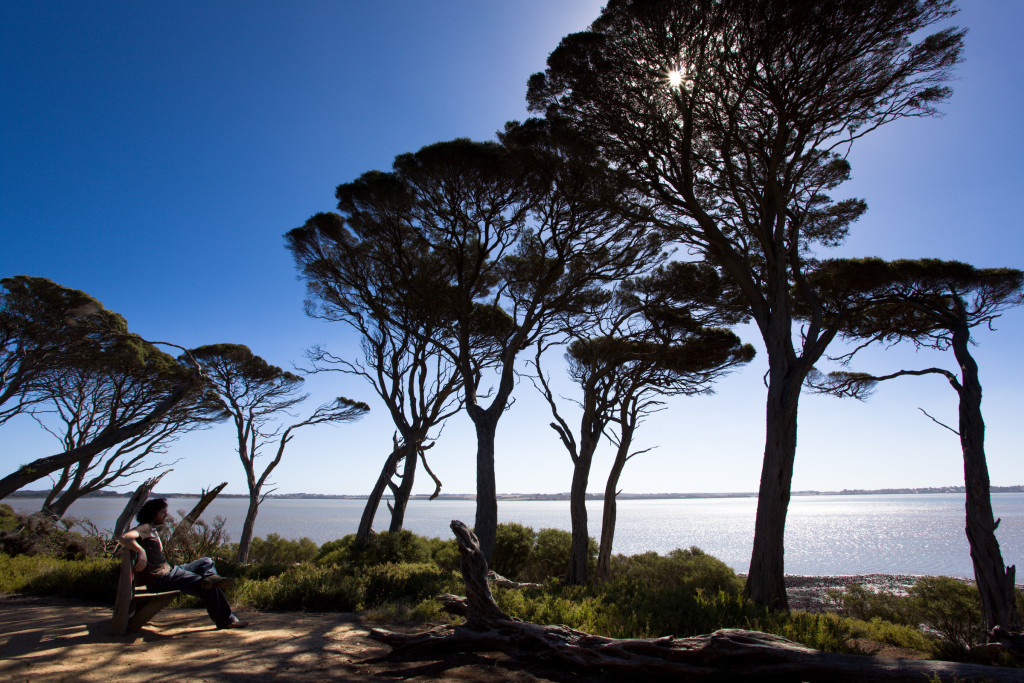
0, 276, 205, 500
528, 0, 963, 607
534, 261, 753, 584
309, 122, 661, 560
287, 210, 463, 543
31, 339, 226, 519
807, 258, 1024, 633
189, 344, 369, 563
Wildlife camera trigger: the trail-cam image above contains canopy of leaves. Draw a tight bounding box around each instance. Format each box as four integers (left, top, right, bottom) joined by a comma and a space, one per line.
1, 276, 135, 424
807, 258, 1024, 346
528, 0, 963, 322
187, 344, 306, 422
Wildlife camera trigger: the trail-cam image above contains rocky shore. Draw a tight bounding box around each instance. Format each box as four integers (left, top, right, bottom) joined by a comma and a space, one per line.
778, 573, 924, 612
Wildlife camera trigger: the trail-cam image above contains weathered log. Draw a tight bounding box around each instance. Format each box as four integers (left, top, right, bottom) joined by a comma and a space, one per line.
167, 481, 227, 551
487, 570, 542, 590
368, 520, 1024, 682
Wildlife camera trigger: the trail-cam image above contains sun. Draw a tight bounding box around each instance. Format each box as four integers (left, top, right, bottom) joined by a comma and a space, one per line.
666, 68, 684, 88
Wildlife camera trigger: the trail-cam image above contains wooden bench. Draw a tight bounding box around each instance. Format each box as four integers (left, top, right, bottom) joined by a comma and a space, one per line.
109, 551, 180, 635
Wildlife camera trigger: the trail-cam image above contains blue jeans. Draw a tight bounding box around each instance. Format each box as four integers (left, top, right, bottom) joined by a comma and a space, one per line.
152, 557, 235, 627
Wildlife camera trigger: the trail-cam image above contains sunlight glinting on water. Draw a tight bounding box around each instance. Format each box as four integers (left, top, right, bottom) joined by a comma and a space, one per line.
12, 493, 1024, 577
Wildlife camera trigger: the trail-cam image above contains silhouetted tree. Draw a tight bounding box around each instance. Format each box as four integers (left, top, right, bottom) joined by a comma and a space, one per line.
807, 258, 1024, 632
1, 275, 130, 426
319, 123, 662, 560
189, 344, 369, 563
32, 343, 226, 519
535, 262, 753, 584
287, 210, 463, 543
0, 277, 205, 500
528, 0, 963, 607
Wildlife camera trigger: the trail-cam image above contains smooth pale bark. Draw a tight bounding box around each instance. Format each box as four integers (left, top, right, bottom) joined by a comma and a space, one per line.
952, 322, 1020, 632
237, 495, 260, 564
357, 443, 402, 544
167, 482, 228, 554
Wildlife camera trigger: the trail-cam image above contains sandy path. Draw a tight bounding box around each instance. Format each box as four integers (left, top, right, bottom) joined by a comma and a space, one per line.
0, 595, 565, 682
0, 576, 980, 681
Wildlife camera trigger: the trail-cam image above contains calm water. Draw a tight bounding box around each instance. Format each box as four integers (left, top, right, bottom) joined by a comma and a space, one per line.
11, 493, 1024, 577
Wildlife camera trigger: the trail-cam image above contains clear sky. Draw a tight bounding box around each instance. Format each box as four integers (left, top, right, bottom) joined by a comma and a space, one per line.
2, 1, 1022, 498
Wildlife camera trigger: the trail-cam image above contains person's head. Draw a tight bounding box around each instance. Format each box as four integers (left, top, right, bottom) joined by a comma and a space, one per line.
136, 497, 169, 525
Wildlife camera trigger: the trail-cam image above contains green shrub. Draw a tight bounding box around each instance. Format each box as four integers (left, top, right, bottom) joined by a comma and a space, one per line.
247, 533, 318, 565
0, 504, 18, 532
362, 563, 460, 606
844, 616, 937, 653
0, 512, 103, 559
316, 530, 432, 568
162, 514, 231, 566
910, 576, 986, 653
236, 564, 364, 611
0, 553, 119, 602
825, 582, 917, 625
491, 522, 535, 579
425, 536, 460, 572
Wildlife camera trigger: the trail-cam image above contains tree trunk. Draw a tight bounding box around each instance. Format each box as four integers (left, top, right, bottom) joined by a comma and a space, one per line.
597, 431, 632, 582
470, 407, 500, 562
389, 442, 419, 533
168, 482, 227, 550
236, 491, 260, 564
357, 443, 403, 544
41, 491, 74, 520
745, 362, 802, 611
567, 437, 598, 585
952, 320, 1020, 631
369, 520, 1024, 682
0, 373, 199, 500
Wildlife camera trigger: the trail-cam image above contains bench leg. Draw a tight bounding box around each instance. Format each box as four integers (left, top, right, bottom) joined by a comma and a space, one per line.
126, 594, 179, 632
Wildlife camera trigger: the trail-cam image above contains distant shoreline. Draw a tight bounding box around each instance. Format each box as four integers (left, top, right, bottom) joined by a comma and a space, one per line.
7, 485, 1023, 501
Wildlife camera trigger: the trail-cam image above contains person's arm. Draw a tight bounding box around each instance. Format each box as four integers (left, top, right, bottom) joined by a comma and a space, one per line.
118, 528, 147, 572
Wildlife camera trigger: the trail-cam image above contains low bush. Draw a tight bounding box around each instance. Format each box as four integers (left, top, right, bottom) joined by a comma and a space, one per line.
825, 582, 917, 625
246, 533, 318, 565
491, 522, 535, 579
490, 524, 598, 583
237, 564, 364, 611
0, 553, 119, 602
232, 560, 460, 613
316, 530, 432, 568
0, 510, 104, 559
910, 576, 987, 654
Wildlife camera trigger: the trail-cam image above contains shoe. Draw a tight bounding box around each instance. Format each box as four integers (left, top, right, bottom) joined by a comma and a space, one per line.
200, 575, 235, 590
217, 616, 249, 629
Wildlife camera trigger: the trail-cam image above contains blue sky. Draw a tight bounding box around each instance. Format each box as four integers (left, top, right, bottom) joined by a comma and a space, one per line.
2, 1, 1022, 498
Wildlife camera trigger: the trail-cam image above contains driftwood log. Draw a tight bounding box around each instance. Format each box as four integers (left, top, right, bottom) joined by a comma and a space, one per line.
369, 520, 1023, 682
166, 481, 228, 553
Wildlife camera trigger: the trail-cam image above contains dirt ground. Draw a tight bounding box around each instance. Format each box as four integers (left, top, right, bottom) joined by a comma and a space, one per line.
0, 594, 583, 682
0, 576, 945, 681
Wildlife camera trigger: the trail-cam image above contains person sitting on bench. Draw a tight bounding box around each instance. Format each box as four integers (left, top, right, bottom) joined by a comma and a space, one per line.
118, 497, 248, 629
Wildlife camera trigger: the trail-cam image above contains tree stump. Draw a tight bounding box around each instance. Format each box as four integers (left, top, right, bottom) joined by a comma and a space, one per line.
368, 520, 1023, 682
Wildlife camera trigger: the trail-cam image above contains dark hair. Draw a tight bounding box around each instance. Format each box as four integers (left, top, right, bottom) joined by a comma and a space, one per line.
136, 498, 169, 524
